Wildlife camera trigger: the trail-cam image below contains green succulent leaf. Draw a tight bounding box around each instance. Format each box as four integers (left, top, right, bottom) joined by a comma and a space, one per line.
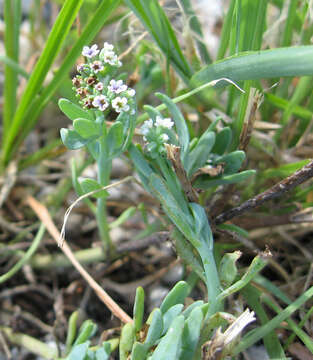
73, 118, 100, 139
162, 304, 184, 334
150, 315, 185, 360
179, 307, 203, 360
73, 320, 97, 346
67, 341, 90, 360
216, 150, 246, 174
194, 169, 256, 189
119, 323, 135, 360
80, 178, 109, 199
107, 121, 124, 155
65, 311, 79, 355
59, 98, 94, 121
145, 309, 163, 348
133, 287, 145, 333
131, 342, 149, 360
60, 128, 90, 150
182, 300, 204, 318
211, 127, 232, 155
185, 129, 215, 176
95, 342, 111, 360
219, 251, 242, 288
160, 281, 189, 314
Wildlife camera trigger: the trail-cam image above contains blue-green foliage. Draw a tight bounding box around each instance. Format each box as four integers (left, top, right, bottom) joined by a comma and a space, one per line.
63, 319, 112, 360
120, 281, 213, 360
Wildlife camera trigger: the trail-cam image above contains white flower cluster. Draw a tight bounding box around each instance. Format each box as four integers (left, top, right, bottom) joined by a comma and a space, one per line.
140, 116, 174, 141
72, 42, 136, 114
139, 115, 175, 156
82, 42, 122, 68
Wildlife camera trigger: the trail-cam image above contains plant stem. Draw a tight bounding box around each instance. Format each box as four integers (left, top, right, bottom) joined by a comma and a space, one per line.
0, 223, 45, 284
97, 136, 112, 258
0, 326, 57, 359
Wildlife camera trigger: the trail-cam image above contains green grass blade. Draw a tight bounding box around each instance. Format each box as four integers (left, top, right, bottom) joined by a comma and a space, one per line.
191, 46, 313, 88
281, 0, 298, 47
217, 0, 236, 60
242, 285, 286, 359
265, 93, 313, 120
1, 0, 84, 167
180, 0, 211, 64
3, 0, 21, 135
262, 296, 313, 354
0, 55, 29, 79
275, 75, 313, 145
285, 304, 313, 351
0, 224, 45, 284
124, 0, 193, 81
1, 0, 121, 167
250, 0, 268, 51
233, 284, 313, 355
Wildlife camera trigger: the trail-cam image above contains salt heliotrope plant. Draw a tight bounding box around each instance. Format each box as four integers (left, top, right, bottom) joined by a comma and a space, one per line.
58, 42, 270, 360
59, 42, 136, 256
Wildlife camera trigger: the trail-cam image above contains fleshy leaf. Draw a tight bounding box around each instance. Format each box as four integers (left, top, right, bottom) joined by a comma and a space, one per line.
60, 128, 89, 150
211, 127, 232, 155
80, 178, 108, 199
160, 281, 189, 314
59, 98, 94, 121
73, 118, 100, 139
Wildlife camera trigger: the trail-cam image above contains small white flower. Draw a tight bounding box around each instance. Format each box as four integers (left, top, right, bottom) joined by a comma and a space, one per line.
140, 119, 153, 137
161, 134, 169, 142
155, 116, 174, 129
112, 96, 130, 113
108, 79, 128, 94
101, 51, 119, 66
92, 95, 109, 111
82, 44, 99, 58
77, 63, 87, 73
95, 82, 104, 91
127, 88, 136, 97
130, 109, 136, 115
103, 42, 114, 52
91, 60, 104, 73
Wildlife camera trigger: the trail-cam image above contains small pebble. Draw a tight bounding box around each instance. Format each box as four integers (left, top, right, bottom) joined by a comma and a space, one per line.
147, 285, 169, 313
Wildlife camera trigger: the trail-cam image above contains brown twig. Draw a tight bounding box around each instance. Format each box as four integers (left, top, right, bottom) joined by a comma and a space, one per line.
26, 196, 133, 324
214, 160, 313, 225
165, 144, 199, 203
117, 231, 169, 253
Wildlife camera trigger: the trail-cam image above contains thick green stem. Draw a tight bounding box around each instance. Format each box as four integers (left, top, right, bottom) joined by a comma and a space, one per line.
97, 136, 112, 258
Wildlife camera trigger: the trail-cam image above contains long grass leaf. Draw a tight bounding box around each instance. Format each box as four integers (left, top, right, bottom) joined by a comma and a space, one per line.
242, 285, 286, 359
124, 0, 193, 81
281, 0, 298, 47
3, 0, 21, 135
0, 56, 29, 79
217, 0, 236, 60
233, 284, 313, 355
1, 0, 84, 167
180, 0, 211, 64
191, 46, 313, 88
262, 296, 313, 354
